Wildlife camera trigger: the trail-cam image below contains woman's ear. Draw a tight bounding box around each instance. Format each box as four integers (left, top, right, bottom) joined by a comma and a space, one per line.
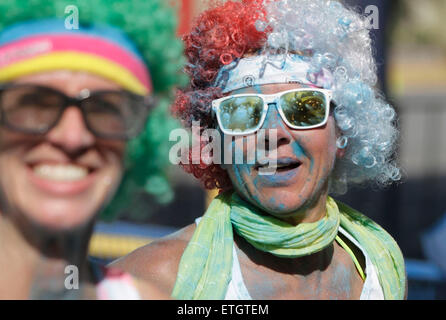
335, 135, 348, 159
336, 146, 346, 159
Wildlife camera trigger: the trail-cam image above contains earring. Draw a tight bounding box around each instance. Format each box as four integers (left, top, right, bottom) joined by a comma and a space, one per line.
336, 136, 348, 149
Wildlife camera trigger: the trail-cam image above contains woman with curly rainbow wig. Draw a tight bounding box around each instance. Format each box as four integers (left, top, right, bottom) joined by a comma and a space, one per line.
115, 0, 407, 300
0, 0, 186, 299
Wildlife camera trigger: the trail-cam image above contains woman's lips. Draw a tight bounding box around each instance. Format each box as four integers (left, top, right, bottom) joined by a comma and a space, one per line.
254, 157, 302, 185
255, 157, 302, 174
27, 162, 98, 196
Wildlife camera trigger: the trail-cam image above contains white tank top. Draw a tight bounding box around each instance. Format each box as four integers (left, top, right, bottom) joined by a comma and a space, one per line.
195, 218, 384, 300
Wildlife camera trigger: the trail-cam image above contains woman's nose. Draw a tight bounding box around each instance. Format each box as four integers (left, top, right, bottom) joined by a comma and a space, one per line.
260, 103, 292, 148
45, 106, 95, 155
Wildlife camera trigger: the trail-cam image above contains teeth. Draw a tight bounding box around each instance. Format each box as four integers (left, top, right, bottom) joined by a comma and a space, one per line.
33, 164, 88, 181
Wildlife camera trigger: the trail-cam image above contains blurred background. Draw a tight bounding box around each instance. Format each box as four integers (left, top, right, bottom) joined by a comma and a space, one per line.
88, 0, 446, 299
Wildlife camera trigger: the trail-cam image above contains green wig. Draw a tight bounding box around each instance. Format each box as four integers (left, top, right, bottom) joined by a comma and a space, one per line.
0, 0, 188, 220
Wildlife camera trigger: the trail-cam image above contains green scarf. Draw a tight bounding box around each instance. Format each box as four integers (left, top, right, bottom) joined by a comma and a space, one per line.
172, 192, 406, 300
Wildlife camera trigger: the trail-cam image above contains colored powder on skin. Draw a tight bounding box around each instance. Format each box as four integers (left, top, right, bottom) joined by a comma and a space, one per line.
241, 261, 286, 298
256, 168, 300, 186
252, 84, 263, 94
230, 151, 262, 205
226, 100, 321, 213
267, 196, 277, 208
291, 140, 313, 172
233, 137, 245, 164
262, 108, 279, 130
328, 263, 352, 299
314, 166, 330, 193
232, 163, 250, 189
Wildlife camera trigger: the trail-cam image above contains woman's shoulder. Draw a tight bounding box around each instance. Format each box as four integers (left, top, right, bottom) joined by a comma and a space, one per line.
108, 223, 197, 295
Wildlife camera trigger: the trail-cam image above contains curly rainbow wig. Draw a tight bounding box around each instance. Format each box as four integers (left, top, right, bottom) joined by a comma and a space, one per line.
0, 0, 188, 219
172, 0, 400, 194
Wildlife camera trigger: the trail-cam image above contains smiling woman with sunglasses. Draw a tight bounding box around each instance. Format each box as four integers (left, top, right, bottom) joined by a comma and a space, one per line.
113, 0, 407, 300
0, 0, 185, 299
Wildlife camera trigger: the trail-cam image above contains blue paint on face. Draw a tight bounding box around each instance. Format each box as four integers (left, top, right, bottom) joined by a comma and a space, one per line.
256, 168, 300, 187
233, 140, 245, 165
314, 166, 329, 192
266, 196, 277, 208
238, 171, 262, 206
290, 141, 305, 158
229, 138, 263, 205
291, 141, 314, 173
231, 162, 251, 191
222, 83, 335, 219
261, 103, 282, 130
229, 100, 313, 198
252, 84, 263, 94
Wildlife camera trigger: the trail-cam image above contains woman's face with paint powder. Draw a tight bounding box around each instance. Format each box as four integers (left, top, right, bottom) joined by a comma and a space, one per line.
222, 83, 343, 223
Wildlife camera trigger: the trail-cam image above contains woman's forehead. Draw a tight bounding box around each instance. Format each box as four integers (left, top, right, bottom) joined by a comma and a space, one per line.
229, 82, 307, 95
12, 70, 122, 90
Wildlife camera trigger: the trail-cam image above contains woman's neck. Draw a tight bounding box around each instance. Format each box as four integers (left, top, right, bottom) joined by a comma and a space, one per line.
234, 227, 334, 276
0, 212, 94, 299
281, 183, 330, 226
234, 182, 336, 271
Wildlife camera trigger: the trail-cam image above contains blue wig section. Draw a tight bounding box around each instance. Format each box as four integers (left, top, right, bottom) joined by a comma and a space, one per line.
0, 18, 144, 60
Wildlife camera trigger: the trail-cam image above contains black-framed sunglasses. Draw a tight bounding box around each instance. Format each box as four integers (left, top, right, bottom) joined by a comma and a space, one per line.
0, 83, 154, 140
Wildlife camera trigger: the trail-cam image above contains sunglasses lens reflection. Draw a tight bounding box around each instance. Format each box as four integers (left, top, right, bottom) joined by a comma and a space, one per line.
280, 91, 327, 128
217, 96, 263, 133
215, 90, 328, 134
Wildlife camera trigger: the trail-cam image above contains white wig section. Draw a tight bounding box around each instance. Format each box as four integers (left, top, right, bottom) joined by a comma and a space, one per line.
256, 0, 400, 194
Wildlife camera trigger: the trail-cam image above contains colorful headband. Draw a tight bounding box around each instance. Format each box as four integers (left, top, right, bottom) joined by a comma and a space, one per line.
214, 54, 333, 93
0, 19, 152, 95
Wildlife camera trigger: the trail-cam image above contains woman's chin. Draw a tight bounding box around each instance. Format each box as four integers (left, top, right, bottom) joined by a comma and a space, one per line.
262, 205, 303, 219
249, 190, 307, 214
20, 201, 98, 231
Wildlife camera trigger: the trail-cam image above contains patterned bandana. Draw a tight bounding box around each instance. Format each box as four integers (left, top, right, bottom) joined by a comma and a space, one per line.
214, 54, 333, 93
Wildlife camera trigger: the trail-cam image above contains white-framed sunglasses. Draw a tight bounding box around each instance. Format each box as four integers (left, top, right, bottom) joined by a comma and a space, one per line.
211, 88, 333, 136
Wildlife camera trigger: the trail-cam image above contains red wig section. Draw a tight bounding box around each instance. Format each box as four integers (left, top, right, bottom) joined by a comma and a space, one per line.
184, 0, 267, 89
172, 0, 269, 191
